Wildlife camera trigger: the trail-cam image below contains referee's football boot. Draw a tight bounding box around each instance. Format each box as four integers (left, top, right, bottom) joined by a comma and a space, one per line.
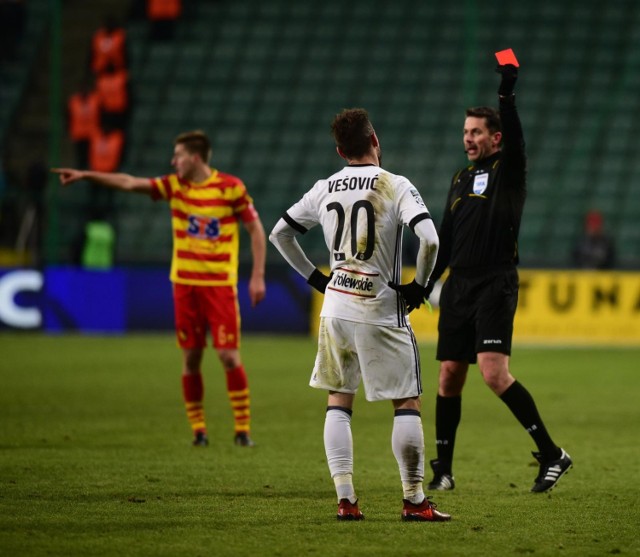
427, 459, 455, 491
192, 431, 209, 447
402, 497, 451, 522
234, 432, 256, 447
337, 499, 364, 521
531, 448, 572, 493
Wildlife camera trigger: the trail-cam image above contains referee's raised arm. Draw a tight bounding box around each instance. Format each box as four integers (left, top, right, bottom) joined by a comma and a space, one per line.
495, 63, 526, 179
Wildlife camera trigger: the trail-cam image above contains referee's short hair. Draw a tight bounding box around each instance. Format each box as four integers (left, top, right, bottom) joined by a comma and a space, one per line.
331, 108, 374, 159
174, 130, 212, 163
466, 107, 501, 134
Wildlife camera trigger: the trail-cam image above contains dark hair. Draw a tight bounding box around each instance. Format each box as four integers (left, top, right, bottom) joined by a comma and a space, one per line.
330, 108, 374, 158
174, 130, 212, 163
465, 106, 501, 134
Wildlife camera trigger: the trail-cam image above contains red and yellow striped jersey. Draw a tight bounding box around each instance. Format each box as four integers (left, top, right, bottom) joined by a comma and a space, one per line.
150, 170, 259, 286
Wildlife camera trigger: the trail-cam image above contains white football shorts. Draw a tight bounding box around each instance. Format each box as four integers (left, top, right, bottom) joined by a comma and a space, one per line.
310, 317, 422, 401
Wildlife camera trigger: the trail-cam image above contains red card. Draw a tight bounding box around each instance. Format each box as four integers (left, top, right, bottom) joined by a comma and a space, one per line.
495, 48, 519, 67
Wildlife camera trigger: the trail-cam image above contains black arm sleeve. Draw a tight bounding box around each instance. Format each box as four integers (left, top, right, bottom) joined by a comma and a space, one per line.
499, 95, 526, 186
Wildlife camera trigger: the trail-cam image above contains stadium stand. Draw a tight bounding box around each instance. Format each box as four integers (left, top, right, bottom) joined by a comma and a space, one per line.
2, 0, 639, 269
0, 1, 47, 154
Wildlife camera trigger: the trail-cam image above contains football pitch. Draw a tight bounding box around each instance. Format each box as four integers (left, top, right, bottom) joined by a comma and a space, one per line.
1, 333, 638, 557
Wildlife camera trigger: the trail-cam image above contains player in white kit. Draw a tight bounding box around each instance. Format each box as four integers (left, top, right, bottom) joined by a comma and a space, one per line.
269, 108, 451, 522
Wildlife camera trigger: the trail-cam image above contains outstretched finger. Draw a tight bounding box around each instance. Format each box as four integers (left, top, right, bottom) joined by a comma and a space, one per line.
50, 168, 69, 175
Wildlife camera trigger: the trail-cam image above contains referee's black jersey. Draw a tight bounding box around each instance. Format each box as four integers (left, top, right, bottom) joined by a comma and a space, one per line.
430, 96, 526, 282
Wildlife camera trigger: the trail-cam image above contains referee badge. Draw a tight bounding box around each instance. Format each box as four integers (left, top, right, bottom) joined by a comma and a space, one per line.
473, 173, 489, 195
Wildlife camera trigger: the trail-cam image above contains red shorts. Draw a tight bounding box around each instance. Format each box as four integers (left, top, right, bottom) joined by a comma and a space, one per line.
173, 283, 241, 350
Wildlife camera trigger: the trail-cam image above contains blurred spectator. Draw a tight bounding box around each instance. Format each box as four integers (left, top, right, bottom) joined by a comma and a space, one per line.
15, 161, 48, 266
90, 16, 128, 74
81, 217, 115, 270
572, 210, 616, 269
88, 124, 125, 218
96, 63, 131, 131
0, 0, 26, 63
0, 164, 20, 252
67, 79, 101, 168
147, 0, 182, 40
89, 124, 125, 174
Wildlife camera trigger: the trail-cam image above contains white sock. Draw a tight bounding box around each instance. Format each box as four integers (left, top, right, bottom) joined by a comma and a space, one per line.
324, 408, 356, 503
334, 474, 356, 504
401, 482, 425, 505
392, 412, 425, 504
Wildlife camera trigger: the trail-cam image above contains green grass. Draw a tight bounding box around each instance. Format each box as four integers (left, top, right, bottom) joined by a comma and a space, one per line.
1, 334, 638, 557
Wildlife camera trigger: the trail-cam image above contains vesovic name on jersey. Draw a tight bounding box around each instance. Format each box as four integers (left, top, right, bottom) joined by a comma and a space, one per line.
327, 175, 378, 193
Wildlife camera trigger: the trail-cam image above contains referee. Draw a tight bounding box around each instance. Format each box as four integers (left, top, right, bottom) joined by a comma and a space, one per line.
425, 59, 572, 493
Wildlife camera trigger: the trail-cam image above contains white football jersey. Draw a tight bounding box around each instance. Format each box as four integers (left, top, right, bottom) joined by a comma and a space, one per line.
284, 164, 432, 326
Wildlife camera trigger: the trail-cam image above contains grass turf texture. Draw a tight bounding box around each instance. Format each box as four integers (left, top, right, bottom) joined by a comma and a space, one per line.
0, 334, 638, 557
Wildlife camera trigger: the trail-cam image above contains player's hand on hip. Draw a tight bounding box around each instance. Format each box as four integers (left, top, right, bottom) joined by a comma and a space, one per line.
424, 279, 435, 300
388, 279, 429, 312
307, 268, 333, 294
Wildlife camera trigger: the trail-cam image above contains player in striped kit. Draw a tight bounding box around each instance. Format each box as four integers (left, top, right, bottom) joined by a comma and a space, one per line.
53, 130, 266, 448
270, 108, 450, 522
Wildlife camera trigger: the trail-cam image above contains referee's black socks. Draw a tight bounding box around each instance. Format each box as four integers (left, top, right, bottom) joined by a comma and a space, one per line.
500, 381, 561, 461
434, 395, 462, 470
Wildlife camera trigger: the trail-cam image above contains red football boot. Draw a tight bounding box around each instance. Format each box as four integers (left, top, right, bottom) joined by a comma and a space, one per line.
337, 499, 364, 521
402, 497, 451, 522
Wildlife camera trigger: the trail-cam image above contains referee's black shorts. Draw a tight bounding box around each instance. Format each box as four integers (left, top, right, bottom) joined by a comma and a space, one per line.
436, 267, 519, 364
